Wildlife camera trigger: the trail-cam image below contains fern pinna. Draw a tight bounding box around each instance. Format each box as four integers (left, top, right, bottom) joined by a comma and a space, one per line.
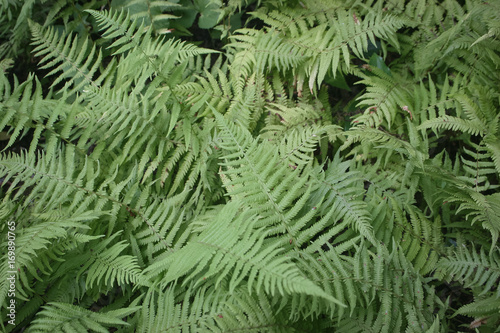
0, 0, 499, 331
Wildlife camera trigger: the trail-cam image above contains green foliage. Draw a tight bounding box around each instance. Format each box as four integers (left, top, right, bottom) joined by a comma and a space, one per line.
1, 0, 500, 331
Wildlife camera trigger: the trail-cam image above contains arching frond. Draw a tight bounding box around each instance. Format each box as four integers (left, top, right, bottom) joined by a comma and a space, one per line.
144, 201, 344, 306
27, 302, 140, 333
29, 21, 105, 97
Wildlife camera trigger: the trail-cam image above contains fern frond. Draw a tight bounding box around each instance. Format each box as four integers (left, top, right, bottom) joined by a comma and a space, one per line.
228, 28, 306, 76
485, 136, 500, 176
29, 21, 104, 96
294, 248, 359, 320
418, 85, 499, 192
342, 126, 426, 169
455, 295, 500, 318
0, 74, 42, 152
457, 192, 500, 246
230, 8, 403, 93
397, 204, 442, 274
261, 103, 338, 167
144, 201, 345, 306
140, 283, 321, 332
86, 8, 145, 55
27, 302, 140, 333
435, 243, 500, 298
457, 141, 498, 192
213, 110, 310, 239
0, 147, 95, 211
414, 74, 463, 125
277, 125, 324, 167
334, 242, 445, 332
133, 195, 193, 257
354, 68, 414, 128
414, 1, 500, 86
138, 285, 222, 332
77, 232, 149, 289
307, 153, 376, 248
217, 287, 322, 332
418, 115, 484, 136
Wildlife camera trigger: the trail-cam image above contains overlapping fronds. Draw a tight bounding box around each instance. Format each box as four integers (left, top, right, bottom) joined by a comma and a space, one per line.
27, 302, 139, 333
145, 201, 343, 306
228, 6, 404, 93
1, 0, 499, 331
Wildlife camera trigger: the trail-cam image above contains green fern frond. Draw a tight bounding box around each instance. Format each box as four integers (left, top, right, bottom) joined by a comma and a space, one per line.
294, 248, 359, 320
217, 287, 322, 332
0, 147, 94, 210
138, 285, 221, 332
413, 1, 500, 86
133, 196, 193, 257
230, 7, 403, 93
77, 232, 149, 289
435, 242, 500, 324
456, 192, 500, 246
354, 68, 414, 128
0, 74, 42, 152
457, 141, 498, 192
86, 8, 146, 55
213, 110, 309, 236
308, 154, 376, 247
263, 103, 323, 132
0, 74, 90, 160
144, 201, 345, 306
398, 204, 442, 274
342, 126, 426, 170
261, 103, 339, 167
414, 74, 463, 126
455, 296, 500, 318
29, 21, 104, 96
418, 115, 484, 136
139, 283, 320, 332
277, 125, 324, 167
27, 302, 140, 333
485, 136, 500, 176
178, 69, 233, 119
334, 242, 445, 332
435, 243, 500, 298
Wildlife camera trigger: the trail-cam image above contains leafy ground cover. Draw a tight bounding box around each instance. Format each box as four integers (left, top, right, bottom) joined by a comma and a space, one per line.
1, 0, 499, 332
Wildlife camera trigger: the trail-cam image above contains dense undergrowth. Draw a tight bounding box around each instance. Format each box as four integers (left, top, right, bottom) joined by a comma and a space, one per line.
1, 0, 500, 332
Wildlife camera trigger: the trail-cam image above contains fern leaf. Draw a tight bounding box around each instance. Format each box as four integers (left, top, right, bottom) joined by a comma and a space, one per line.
27, 302, 140, 333
355, 69, 414, 128
144, 201, 345, 306
436, 242, 500, 300
29, 21, 103, 96
77, 232, 149, 289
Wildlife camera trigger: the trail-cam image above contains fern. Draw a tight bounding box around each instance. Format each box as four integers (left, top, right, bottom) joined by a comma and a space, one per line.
145, 200, 344, 305
229, 5, 404, 94
27, 302, 139, 333
29, 21, 105, 97
1, 1, 500, 331
435, 242, 500, 323
76, 232, 149, 289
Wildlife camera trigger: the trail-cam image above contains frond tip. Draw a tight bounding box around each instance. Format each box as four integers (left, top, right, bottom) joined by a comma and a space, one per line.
29, 21, 103, 96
